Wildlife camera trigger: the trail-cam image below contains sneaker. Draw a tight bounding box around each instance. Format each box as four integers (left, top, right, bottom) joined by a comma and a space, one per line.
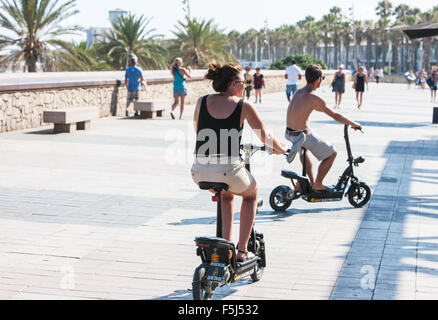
259, 99, 262, 104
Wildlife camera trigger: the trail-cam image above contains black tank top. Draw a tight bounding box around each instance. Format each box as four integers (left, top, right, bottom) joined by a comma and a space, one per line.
195, 95, 244, 158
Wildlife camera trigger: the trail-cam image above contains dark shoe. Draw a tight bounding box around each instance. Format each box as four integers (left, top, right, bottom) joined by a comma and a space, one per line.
134, 112, 139, 117
170, 112, 175, 120
237, 251, 256, 262
125, 111, 129, 117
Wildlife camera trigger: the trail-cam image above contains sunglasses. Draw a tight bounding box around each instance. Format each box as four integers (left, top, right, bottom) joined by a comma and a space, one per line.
320, 76, 326, 80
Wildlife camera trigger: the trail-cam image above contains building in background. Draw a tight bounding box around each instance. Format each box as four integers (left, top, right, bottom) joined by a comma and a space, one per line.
109, 9, 128, 24
86, 9, 128, 48
86, 27, 110, 48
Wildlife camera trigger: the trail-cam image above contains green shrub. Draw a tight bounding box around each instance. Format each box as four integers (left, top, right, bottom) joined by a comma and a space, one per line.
270, 54, 327, 70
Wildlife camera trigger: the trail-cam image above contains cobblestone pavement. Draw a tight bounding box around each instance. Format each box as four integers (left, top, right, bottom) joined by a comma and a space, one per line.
0, 83, 437, 300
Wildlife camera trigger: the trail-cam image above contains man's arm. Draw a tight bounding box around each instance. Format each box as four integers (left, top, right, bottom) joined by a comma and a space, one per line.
314, 96, 362, 130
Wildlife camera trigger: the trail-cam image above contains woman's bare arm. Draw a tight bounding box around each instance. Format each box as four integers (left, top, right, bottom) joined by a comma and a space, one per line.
242, 102, 287, 154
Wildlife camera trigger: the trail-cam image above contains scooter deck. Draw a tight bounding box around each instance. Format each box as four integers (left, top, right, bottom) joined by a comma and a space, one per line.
304, 190, 344, 203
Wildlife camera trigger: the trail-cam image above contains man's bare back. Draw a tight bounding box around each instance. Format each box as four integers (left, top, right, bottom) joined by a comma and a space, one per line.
286, 87, 323, 132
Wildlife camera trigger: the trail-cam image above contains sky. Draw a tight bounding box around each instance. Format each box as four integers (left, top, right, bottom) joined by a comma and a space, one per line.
68, 0, 436, 42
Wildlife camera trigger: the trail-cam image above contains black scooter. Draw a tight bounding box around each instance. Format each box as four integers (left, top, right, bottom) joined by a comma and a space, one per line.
270, 125, 371, 212
192, 144, 272, 301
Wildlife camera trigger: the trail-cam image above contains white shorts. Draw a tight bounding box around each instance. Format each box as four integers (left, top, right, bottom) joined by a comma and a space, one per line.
285, 131, 335, 161
191, 158, 255, 194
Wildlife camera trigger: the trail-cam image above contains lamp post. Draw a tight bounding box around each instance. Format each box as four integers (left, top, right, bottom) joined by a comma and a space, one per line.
182, 0, 191, 19
349, 4, 359, 69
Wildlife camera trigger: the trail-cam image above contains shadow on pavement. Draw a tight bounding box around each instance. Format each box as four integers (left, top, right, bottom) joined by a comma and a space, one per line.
331, 138, 438, 300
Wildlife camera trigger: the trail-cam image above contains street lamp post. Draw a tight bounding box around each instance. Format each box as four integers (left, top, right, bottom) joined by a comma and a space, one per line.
349, 4, 359, 69
182, 0, 191, 19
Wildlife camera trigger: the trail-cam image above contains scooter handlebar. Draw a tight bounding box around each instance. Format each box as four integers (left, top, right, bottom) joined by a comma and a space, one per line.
241, 144, 274, 155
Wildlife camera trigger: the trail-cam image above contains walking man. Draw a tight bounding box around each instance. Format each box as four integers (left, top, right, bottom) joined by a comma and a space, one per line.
285, 60, 302, 102
286, 64, 362, 191
125, 54, 146, 117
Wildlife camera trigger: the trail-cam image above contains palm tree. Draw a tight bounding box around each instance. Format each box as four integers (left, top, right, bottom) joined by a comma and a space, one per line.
419, 8, 438, 70
227, 30, 242, 60
0, 0, 80, 72
170, 17, 235, 69
42, 41, 112, 72
353, 20, 364, 68
341, 21, 353, 68
394, 4, 420, 71
241, 28, 258, 61
375, 1, 394, 69
363, 20, 376, 68
320, 14, 335, 67
97, 13, 167, 70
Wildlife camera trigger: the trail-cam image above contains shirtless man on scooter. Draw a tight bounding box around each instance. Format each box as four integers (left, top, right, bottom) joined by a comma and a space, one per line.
286, 64, 362, 192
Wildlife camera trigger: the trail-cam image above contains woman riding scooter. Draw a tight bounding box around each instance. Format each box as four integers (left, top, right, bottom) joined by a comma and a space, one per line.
191, 61, 287, 261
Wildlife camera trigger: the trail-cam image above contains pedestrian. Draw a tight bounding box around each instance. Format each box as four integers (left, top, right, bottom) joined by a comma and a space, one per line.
285, 59, 302, 102
353, 66, 369, 110
244, 66, 254, 101
374, 68, 380, 84
169, 57, 191, 120
418, 69, 426, 89
404, 70, 416, 89
427, 69, 438, 103
125, 54, 146, 117
253, 68, 265, 104
379, 68, 384, 83
369, 67, 375, 82
331, 64, 346, 109
192, 61, 287, 261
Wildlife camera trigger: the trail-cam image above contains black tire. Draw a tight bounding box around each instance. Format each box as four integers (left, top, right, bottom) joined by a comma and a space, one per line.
270, 186, 293, 212
250, 239, 265, 282
192, 264, 213, 300
348, 183, 371, 208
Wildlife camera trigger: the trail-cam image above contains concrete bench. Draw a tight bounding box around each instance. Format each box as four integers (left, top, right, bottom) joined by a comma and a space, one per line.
43, 107, 100, 133
134, 101, 168, 119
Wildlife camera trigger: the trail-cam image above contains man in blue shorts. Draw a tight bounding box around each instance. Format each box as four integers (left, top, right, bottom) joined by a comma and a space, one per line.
125, 54, 146, 117
285, 60, 302, 102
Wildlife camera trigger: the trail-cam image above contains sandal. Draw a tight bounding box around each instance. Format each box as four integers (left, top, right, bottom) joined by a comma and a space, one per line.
237, 250, 256, 262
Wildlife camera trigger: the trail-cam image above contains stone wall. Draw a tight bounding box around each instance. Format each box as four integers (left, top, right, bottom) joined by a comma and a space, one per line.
0, 70, 346, 133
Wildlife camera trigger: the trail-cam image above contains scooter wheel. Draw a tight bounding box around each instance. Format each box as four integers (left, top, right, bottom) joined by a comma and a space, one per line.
270, 186, 293, 212
250, 239, 265, 282
348, 183, 371, 208
192, 263, 213, 301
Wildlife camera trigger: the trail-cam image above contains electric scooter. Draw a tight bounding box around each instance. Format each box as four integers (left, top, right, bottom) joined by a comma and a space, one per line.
192, 144, 272, 301
270, 124, 371, 212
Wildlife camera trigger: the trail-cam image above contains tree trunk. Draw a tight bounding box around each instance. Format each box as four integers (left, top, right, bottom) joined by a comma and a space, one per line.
366, 39, 372, 68
423, 38, 432, 71
26, 55, 37, 72
392, 43, 399, 74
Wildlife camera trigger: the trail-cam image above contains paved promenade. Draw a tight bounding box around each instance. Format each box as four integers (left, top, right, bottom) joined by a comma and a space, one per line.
0, 82, 437, 300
